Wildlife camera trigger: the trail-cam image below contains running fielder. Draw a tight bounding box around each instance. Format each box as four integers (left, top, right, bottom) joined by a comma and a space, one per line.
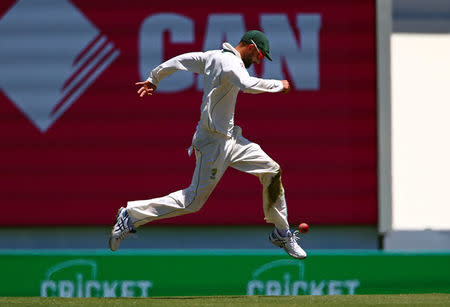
109, 30, 307, 259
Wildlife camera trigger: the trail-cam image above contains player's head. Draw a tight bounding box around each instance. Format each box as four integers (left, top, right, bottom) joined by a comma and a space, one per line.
239, 30, 272, 68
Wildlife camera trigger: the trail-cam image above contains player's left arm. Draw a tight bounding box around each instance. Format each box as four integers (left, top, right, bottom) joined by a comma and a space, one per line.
136, 52, 206, 98
135, 80, 157, 97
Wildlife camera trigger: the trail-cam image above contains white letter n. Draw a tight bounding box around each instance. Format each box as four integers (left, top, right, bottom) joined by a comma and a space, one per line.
261, 14, 321, 90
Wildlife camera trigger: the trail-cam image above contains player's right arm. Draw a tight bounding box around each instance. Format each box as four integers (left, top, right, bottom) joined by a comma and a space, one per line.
136, 52, 206, 97
222, 58, 290, 94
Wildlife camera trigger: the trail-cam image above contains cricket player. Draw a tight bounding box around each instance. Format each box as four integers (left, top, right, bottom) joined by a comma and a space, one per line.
109, 30, 307, 259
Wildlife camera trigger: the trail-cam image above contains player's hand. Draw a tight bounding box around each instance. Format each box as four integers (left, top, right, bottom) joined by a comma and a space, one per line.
281, 80, 290, 94
135, 81, 157, 97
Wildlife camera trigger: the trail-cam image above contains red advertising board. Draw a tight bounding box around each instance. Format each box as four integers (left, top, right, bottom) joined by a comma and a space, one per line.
0, 0, 377, 225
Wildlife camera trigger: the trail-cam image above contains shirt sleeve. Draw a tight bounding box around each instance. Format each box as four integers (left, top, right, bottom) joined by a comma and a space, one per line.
222, 58, 284, 94
146, 52, 206, 87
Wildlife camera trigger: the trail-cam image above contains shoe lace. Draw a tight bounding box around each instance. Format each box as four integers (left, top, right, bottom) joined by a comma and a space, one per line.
292, 230, 301, 241
286, 230, 301, 250
277, 230, 300, 248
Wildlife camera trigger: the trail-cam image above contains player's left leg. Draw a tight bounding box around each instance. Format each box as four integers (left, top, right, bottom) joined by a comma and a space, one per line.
109, 128, 230, 251
229, 128, 306, 259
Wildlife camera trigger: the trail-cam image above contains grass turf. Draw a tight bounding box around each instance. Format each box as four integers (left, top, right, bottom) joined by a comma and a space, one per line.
0, 294, 449, 306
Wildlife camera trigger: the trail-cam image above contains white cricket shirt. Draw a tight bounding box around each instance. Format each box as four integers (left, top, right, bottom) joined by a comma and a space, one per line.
147, 42, 284, 137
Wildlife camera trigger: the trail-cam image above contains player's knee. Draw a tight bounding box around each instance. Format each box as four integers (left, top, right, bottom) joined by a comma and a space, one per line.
273, 163, 281, 174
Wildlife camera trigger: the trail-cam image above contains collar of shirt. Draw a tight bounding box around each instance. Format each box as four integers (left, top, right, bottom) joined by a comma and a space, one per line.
222, 42, 241, 58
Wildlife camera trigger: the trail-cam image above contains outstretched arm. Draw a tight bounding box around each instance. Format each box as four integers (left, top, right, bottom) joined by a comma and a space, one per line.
147, 52, 205, 87
136, 51, 205, 98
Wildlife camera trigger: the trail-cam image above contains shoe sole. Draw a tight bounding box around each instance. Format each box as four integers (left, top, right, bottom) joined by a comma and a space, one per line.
292, 253, 307, 260
108, 207, 124, 251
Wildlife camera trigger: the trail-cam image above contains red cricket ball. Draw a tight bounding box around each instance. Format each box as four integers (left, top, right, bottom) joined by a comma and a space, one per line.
299, 223, 309, 233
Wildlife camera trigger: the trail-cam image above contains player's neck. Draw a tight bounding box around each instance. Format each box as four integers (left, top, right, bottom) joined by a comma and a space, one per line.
235, 43, 246, 60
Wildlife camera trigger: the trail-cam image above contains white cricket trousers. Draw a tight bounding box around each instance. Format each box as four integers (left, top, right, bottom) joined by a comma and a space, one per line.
126, 126, 290, 230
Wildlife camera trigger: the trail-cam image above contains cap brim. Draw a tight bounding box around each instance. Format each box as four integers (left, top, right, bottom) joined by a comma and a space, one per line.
263, 51, 272, 61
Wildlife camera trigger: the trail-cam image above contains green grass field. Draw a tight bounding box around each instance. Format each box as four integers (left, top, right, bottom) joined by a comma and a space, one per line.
0, 294, 449, 306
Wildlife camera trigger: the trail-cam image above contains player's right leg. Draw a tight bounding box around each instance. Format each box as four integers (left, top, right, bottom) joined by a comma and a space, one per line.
229, 131, 307, 259
268, 228, 307, 259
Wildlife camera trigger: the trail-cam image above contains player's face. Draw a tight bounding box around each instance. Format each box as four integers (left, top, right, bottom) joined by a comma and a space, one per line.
242, 44, 263, 68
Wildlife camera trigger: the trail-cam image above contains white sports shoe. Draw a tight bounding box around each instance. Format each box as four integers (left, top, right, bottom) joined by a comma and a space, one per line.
109, 207, 135, 251
269, 229, 307, 259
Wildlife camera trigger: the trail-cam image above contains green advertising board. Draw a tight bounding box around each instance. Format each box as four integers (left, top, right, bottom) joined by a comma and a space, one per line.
0, 250, 449, 297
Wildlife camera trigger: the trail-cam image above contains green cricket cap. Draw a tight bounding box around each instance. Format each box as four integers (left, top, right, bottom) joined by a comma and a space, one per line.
241, 30, 272, 61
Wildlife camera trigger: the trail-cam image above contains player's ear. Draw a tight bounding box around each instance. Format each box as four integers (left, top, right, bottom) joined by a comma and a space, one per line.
249, 44, 257, 55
